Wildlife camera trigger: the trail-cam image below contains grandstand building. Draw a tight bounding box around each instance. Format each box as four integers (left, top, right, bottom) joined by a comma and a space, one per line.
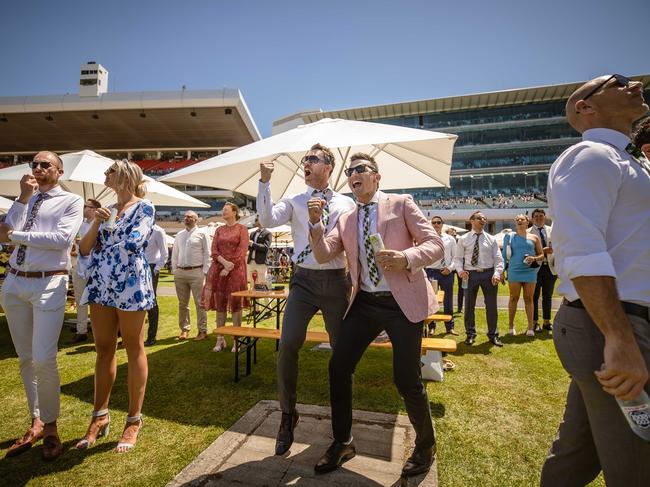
274, 75, 650, 231
0, 62, 261, 218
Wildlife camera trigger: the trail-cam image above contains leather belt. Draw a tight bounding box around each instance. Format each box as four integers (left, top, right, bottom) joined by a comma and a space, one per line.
467, 267, 494, 273
361, 290, 393, 298
563, 298, 650, 322
177, 265, 202, 270
7, 267, 68, 278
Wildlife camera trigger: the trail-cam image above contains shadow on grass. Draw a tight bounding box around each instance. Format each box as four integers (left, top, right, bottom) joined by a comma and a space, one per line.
0, 440, 116, 487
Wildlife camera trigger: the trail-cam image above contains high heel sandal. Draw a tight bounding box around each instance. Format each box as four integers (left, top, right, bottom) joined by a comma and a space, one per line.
75, 409, 110, 449
116, 415, 143, 453
212, 336, 227, 352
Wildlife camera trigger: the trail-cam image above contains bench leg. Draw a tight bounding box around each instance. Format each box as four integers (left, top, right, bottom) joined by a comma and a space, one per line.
234, 342, 240, 382
245, 337, 252, 376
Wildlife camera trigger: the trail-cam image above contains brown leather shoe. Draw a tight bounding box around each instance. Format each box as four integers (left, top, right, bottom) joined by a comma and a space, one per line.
178, 331, 189, 340
5, 428, 44, 457
41, 435, 63, 461
194, 331, 208, 341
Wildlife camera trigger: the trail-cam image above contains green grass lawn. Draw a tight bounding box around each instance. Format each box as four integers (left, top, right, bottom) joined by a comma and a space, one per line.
0, 297, 604, 486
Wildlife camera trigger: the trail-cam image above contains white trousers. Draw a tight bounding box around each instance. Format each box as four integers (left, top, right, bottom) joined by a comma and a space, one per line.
1, 273, 68, 423
71, 268, 89, 334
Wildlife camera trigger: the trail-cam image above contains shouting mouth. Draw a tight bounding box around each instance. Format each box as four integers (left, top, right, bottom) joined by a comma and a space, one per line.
304, 168, 312, 177
351, 181, 362, 189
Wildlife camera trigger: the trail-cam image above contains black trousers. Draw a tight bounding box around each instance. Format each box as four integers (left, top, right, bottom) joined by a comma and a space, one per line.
329, 291, 435, 449
463, 269, 499, 337
533, 263, 557, 322
146, 264, 160, 341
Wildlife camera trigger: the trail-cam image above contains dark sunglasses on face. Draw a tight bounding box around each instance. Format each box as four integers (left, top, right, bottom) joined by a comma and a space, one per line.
300, 155, 329, 166
30, 160, 54, 169
581, 74, 631, 102
432, 220, 443, 224
344, 164, 376, 177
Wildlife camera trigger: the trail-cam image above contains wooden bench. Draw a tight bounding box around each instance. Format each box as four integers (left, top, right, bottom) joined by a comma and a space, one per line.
218, 325, 457, 382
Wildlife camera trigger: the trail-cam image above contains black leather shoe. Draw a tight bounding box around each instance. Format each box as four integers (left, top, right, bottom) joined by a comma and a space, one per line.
314, 440, 356, 474
464, 336, 475, 346
542, 323, 552, 331
70, 333, 88, 344
144, 338, 156, 347
402, 445, 435, 477
275, 411, 299, 455
533, 323, 542, 333
489, 336, 503, 347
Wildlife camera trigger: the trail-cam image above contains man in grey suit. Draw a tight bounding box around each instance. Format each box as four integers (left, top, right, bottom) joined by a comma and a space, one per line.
528, 208, 556, 332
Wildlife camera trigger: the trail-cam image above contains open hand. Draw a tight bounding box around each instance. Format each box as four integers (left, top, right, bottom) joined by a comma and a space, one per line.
595, 336, 649, 400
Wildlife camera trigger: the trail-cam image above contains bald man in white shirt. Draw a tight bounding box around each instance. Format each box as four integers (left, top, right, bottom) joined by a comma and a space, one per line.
0, 151, 83, 461
542, 75, 650, 486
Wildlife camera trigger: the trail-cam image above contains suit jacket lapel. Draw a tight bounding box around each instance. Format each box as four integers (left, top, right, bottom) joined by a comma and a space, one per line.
378, 191, 391, 237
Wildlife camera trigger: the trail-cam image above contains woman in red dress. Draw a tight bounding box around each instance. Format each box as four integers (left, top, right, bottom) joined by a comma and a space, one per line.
201, 202, 249, 352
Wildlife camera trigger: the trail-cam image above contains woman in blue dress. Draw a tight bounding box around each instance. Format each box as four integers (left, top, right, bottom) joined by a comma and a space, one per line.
76, 159, 155, 453
502, 214, 544, 337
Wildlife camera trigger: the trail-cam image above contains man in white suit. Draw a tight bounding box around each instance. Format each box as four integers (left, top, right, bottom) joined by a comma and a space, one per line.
528, 208, 556, 331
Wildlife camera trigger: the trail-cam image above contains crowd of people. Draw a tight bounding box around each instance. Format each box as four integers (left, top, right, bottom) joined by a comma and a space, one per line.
1, 74, 649, 485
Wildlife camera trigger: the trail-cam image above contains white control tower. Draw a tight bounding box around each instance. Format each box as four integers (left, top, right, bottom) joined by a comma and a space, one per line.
79, 61, 108, 97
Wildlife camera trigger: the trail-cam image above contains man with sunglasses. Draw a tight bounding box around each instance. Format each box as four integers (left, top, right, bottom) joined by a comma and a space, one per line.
425, 216, 458, 335
257, 143, 355, 455
0, 151, 83, 461
307, 153, 443, 477
542, 75, 650, 485
454, 211, 504, 347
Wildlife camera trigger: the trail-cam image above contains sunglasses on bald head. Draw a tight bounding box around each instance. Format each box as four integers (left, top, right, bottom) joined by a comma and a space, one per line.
581, 74, 631, 102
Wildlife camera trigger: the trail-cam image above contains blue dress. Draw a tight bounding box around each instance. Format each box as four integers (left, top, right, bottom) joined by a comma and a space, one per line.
82, 200, 156, 311
502, 233, 539, 283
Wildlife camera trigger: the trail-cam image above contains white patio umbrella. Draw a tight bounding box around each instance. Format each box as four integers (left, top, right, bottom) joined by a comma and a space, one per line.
248, 224, 292, 246
442, 224, 468, 234
0, 195, 14, 213
0, 150, 208, 208
159, 118, 457, 201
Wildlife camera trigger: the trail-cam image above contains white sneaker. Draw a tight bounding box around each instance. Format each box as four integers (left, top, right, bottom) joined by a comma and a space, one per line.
526, 329, 535, 337
508, 328, 517, 335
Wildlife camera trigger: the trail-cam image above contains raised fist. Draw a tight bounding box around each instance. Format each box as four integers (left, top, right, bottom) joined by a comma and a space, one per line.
307, 197, 325, 224
259, 162, 275, 183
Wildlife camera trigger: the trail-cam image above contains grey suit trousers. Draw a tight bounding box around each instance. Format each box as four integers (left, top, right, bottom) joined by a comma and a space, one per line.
541, 304, 650, 487
277, 266, 351, 414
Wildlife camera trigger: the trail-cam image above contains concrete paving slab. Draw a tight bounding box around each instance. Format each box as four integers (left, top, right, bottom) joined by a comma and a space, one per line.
167, 400, 437, 487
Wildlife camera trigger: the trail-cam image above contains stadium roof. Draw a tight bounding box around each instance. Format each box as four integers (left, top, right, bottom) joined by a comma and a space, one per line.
0, 89, 261, 155
273, 74, 650, 132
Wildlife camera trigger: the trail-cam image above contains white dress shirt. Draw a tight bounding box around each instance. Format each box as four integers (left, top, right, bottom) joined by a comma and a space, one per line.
548, 128, 650, 306
145, 224, 169, 272
426, 232, 456, 271
6, 185, 83, 271
172, 226, 210, 274
357, 192, 390, 293
454, 230, 504, 279
257, 180, 355, 269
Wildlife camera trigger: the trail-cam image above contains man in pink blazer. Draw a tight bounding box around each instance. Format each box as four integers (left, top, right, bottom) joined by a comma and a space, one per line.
307, 153, 444, 478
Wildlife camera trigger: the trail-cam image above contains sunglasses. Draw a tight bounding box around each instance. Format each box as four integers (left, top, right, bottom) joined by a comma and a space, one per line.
344, 164, 376, 177
581, 74, 631, 102
431, 220, 443, 224
300, 155, 329, 166
30, 160, 54, 169
104, 167, 116, 175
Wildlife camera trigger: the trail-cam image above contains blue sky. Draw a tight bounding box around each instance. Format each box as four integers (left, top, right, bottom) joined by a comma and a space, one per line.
1, 0, 648, 136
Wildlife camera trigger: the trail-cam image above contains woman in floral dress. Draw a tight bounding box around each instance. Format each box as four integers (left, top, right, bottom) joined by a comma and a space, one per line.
202, 202, 249, 352
76, 159, 154, 453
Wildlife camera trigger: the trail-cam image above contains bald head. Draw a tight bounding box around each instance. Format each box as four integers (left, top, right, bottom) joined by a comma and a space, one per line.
566, 74, 647, 134
34, 151, 63, 170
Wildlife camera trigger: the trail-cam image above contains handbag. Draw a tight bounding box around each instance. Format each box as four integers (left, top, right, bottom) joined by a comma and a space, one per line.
421, 350, 444, 382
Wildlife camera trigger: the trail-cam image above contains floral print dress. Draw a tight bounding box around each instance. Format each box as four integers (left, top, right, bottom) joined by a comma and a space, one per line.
81, 200, 156, 311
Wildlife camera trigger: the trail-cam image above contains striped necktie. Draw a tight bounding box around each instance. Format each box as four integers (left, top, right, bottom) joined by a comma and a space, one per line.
470, 233, 480, 267
16, 193, 48, 265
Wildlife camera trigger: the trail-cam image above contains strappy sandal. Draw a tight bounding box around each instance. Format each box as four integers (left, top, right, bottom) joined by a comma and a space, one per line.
75, 409, 110, 449
116, 415, 143, 453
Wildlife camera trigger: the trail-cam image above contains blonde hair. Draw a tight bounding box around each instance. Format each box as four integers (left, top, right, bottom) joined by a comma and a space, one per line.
112, 159, 147, 197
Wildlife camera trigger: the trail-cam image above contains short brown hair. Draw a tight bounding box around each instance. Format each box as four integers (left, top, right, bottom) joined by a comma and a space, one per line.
431, 215, 444, 223
310, 143, 336, 170
633, 117, 650, 148
469, 211, 485, 221
350, 152, 378, 172
224, 202, 241, 221
531, 208, 546, 217
85, 198, 101, 209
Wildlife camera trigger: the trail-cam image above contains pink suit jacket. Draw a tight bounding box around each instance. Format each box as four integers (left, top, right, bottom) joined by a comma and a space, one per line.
309, 191, 444, 323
